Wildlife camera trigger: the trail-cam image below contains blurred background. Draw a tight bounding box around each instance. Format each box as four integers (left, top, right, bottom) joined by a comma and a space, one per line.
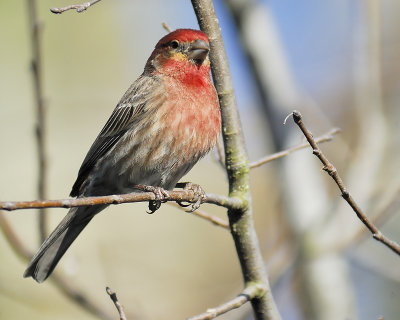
1, 0, 399, 319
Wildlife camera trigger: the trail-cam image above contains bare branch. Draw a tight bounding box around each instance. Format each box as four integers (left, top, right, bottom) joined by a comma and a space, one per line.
335, 185, 400, 253
0, 190, 242, 212
189, 208, 229, 229
191, 1, 281, 319
188, 285, 263, 320
50, 0, 102, 14
52, 275, 114, 320
249, 128, 340, 169
27, 0, 49, 242
291, 110, 400, 256
106, 287, 128, 320
354, 186, 400, 244
170, 203, 229, 229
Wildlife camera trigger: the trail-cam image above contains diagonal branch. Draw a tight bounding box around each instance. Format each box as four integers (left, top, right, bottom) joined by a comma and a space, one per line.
188, 285, 264, 320
333, 185, 400, 253
50, 0, 102, 14
106, 287, 128, 320
52, 275, 114, 320
170, 202, 229, 229
291, 110, 400, 256
0, 190, 242, 212
249, 128, 340, 169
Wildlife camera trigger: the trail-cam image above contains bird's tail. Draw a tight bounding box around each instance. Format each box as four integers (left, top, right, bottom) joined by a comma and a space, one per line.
24, 205, 106, 283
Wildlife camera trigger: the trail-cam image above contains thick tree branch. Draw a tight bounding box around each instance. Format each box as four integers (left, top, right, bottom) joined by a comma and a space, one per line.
191, 1, 281, 319
291, 110, 400, 256
188, 285, 264, 320
0, 190, 242, 212
50, 0, 102, 14
27, 0, 48, 243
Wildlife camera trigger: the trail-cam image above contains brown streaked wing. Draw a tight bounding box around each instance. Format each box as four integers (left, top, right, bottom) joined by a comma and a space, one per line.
70, 74, 165, 197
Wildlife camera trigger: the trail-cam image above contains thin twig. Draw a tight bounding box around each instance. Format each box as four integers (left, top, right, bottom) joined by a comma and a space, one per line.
52, 275, 114, 320
335, 186, 400, 253
169, 202, 229, 229
291, 110, 400, 256
249, 128, 340, 169
27, 0, 48, 243
162, 22, 172, 33
0, 212, 114, 320
50, 0, 102, 14
188, 285, 264, 320
106, 287, 128, 320
0, 190, 242, 212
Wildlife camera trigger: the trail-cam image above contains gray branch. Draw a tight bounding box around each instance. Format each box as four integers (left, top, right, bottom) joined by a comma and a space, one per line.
191, 1, 281, 319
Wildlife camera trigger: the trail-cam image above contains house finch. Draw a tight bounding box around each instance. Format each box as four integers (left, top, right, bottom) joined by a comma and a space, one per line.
24, 29, 221, 283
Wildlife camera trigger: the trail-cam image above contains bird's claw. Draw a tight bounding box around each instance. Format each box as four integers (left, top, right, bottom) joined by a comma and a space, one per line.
148, 200, 162, 214
176, 182, 206, 212
134, 184, 170, 214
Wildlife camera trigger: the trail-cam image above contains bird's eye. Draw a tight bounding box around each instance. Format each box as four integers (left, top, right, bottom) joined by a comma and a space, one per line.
170, 40, 179, 49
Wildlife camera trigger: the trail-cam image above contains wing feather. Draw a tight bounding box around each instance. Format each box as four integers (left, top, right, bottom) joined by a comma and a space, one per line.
70, 74, 165, 197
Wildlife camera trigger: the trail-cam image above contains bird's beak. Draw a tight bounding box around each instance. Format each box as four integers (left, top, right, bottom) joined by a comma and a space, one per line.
187, 39, 210, 64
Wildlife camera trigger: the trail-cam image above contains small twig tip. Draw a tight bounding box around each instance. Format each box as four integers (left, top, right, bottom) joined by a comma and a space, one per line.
283, 112, 294, 125
162, 22, 172, 33
50, 8, 61, 14
292, 110, 302, 121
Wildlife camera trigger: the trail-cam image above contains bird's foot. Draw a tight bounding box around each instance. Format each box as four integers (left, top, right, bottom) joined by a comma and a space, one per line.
134, 184, 170, 214
175, 182, 206, 212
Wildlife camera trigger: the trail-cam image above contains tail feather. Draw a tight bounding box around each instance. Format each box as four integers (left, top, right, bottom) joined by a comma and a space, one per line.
24, 205, 106, 283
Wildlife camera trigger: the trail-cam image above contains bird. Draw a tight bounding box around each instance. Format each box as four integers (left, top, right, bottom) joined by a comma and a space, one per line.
24, 29, 221, 283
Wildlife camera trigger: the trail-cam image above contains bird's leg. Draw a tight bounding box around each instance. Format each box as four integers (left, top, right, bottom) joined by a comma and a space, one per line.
175, 182, 206, 212
134, 184, 170, 214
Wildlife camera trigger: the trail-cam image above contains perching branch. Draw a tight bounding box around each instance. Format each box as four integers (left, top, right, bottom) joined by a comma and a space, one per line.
188, 285, 264, 320
106, 287, 128, 320
27, 0, 48, 243
50, 0, 102, 14
192, 1, 281, 319
291, 110, 400, 256
0, 190, 242, 212
249, 128, 340, 169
